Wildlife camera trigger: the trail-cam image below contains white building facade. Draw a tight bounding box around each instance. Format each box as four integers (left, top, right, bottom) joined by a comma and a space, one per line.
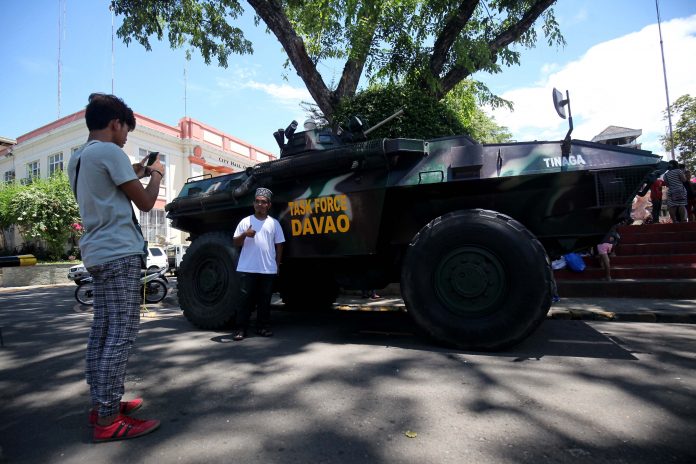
0, 111, 276, 250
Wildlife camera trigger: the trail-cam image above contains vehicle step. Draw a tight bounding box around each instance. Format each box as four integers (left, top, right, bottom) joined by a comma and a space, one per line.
617, 242, 696, 256
618, 222, 696, 234
555, 264, 696, 280
619, 231, 696, 244
556, 279, 696, 299
581, 254, 696, 266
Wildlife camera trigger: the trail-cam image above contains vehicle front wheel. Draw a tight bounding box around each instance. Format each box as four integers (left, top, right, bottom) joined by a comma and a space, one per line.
178, 232, 240, 329
401, 209, 551, 351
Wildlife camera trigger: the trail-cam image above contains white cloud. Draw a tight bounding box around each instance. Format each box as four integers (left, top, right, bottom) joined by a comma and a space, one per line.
244, 81, 312, 103
213, 66, 314, 121
488, 14, 696, 157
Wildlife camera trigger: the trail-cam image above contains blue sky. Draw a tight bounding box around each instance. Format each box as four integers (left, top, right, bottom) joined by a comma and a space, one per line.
1, 0, 695, 156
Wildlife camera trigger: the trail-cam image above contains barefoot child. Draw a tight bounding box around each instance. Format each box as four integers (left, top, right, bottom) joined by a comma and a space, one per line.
597, 234, 617, 281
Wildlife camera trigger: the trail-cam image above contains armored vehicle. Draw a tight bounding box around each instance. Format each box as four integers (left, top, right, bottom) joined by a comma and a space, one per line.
166, 90, 662, 351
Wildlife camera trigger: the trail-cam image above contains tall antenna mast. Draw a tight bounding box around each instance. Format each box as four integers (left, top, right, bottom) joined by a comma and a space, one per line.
655, 0, 675, 161
57, 0, 66, 117
111, 5, 115, 94
184, 60, 188, 117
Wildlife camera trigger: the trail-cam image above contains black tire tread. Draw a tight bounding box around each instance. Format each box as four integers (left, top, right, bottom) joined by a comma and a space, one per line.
178, 231, 239, 329
402, 209, 551, 351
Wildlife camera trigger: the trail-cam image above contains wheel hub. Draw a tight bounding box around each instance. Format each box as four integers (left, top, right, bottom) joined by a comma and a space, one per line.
434, 246, 505, 315
195, 258, 227, 305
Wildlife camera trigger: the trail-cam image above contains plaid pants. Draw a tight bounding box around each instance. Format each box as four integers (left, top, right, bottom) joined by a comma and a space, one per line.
85, 255, 141, 417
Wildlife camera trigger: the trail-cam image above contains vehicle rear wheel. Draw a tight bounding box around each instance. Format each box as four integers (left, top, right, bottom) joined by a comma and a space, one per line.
178, 232, 240, 329
75, 282, 95, 306
401, 209, 551, 351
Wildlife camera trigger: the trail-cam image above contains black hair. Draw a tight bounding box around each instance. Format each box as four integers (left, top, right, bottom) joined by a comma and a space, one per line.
668, 160, 679, 169
85, 93, 136, 131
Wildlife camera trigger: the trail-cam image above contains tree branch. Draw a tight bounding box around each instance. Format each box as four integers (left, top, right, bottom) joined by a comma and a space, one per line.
334, 12, 379, 103
429, 0, 479, 77
247, 0, 336, 118
437, 0, 556, 98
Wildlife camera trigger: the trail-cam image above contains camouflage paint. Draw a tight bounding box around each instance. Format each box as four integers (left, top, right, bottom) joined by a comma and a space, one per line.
166, 131, 661, 260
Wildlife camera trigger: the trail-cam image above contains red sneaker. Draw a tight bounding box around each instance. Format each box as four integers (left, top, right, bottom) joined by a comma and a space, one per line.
88, 398, 144, 426
93, 414, 160, 442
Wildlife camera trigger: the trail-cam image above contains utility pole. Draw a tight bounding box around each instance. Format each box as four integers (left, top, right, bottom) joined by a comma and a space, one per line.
57, 0, 65, 118
656, 0, 675, 160
111, 5, 115, 94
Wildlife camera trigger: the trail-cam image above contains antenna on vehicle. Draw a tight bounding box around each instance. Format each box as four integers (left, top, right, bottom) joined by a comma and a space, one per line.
553, 88, 574, 163
364, 108, 405, 136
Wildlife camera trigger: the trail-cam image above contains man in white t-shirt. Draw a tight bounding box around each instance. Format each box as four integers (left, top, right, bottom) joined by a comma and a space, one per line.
232, 187, 285, 341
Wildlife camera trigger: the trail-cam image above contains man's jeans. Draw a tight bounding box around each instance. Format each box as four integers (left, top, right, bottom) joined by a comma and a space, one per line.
235, 272, 275, 331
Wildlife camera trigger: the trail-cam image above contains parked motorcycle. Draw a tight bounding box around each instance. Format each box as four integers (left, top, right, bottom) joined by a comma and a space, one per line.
75, 268, 169, 306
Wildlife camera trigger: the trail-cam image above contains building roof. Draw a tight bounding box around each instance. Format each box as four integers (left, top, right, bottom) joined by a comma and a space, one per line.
591, 126, 642, 143
0, 136, 16, 147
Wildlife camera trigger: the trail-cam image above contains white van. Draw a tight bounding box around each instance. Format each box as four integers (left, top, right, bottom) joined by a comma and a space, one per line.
147, 246, 169, 272
166, 244, 189, 275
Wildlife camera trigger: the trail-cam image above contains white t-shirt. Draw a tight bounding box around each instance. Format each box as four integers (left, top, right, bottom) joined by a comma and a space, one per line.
234, 215, 285, 274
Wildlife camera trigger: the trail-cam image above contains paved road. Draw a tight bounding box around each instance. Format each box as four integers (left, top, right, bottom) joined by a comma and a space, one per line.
1, 284, 695, 463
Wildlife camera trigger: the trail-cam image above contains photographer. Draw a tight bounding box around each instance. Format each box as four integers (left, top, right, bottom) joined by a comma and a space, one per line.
68, 93, 164, 442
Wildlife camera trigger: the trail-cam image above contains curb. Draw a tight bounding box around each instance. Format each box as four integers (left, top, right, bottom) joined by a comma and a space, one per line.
548, 309, 696, 324
3, 284, 695, 324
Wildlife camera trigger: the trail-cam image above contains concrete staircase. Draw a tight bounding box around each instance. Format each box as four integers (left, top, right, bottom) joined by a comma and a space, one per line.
555, 222, 696, 298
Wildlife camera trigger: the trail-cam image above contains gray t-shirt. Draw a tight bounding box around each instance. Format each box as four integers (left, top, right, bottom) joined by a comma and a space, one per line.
67, 140, 144, 268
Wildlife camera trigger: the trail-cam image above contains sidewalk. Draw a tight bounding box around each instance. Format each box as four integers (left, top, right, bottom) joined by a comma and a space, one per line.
324, 293, 696, 324
2, 282, 695, 324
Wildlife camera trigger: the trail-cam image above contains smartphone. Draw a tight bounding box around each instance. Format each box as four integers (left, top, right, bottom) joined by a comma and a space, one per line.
146, 151, 159, 166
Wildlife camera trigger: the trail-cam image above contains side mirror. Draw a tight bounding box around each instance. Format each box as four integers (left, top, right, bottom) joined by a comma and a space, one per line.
553, 88, 569, 119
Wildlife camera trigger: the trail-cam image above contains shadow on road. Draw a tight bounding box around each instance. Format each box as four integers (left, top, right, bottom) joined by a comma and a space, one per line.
1, 285, 694, 463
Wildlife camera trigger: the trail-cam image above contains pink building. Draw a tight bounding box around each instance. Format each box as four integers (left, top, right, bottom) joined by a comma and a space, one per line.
0, 111, 276, 248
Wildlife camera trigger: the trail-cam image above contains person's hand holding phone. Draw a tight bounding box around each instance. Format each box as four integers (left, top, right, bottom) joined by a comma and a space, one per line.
136, 152, 165, 179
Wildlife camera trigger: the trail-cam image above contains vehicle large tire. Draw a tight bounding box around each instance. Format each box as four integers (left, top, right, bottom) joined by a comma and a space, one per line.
143, 280, 168, 303
279, 264, 339, 310
401, 209, 552, 351
178, 232, 240, 329
75, 282, 95, 306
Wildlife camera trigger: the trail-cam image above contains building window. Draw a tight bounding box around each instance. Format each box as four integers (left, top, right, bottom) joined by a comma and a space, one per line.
26, 160, 40, 179
140, 209, 167, 245
4, 170, 15, 184
48, 152, 64, 176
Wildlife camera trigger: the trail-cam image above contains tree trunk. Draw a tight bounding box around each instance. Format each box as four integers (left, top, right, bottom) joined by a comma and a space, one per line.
247, 0, 338, 118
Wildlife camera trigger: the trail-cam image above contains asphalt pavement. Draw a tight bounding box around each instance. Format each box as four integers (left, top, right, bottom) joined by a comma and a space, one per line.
2, 281, 696, 324
1, 283, 695, 463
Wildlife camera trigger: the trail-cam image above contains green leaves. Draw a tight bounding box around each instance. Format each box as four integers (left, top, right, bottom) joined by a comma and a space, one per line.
662, 94, 696, 171
112, 0, 251, 67
332, 79, 511, 142
0, 172, 81, 259
111, 1, 562, 117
